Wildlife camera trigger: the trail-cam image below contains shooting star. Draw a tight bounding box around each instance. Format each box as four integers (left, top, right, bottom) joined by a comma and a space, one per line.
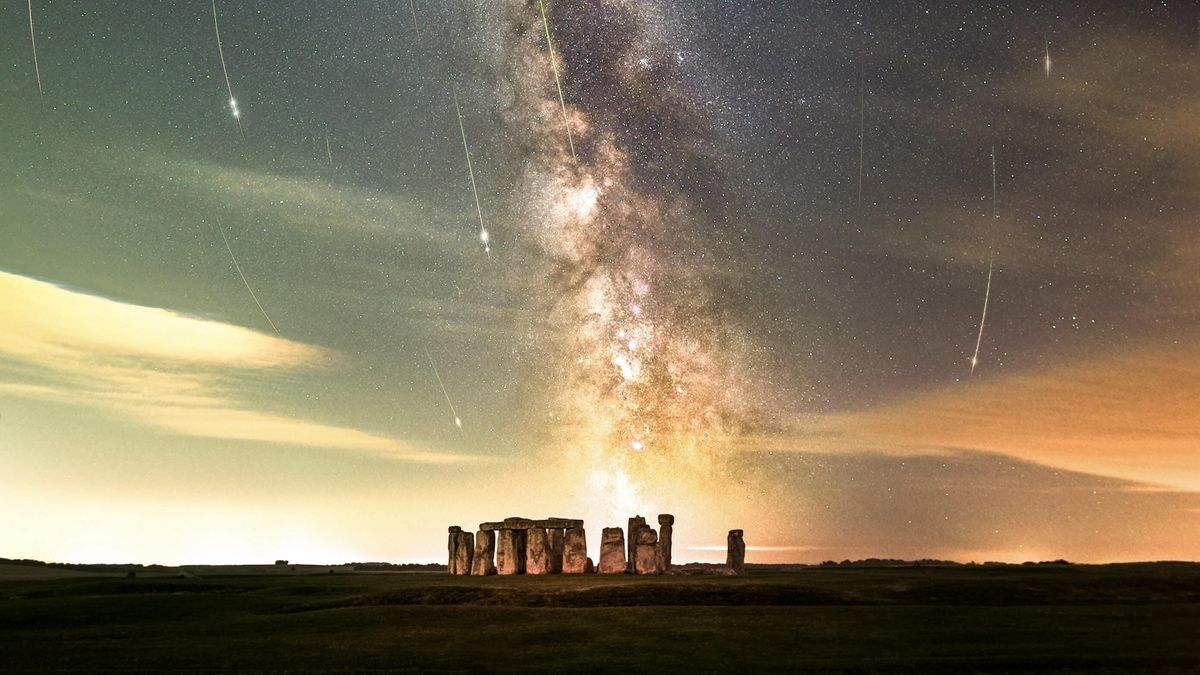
453, 92, 491, 258
857, 67, 865, 209
325, 128, 333, 165
424, 348, 463, 431
408, 0, 419, 34
216, 217, 278, 334
27, 0, 42, 95
211, 0, 242, 132
969, 147, 998, 375
1043, 36, 1052, 77
538, 0, 577, 161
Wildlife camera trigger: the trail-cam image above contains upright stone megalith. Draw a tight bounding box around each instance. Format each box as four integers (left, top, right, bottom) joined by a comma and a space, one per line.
599, 527, 626, 574
454, 530, 474, 575
657, 514, 674, 574
497, 528, 527, 575
626, 516, 646, 573
447, 526, 462, 574
548, 528, 565, 574
471, 530, 496, 576
726, 529, 745, 575
526, 527, 552, 575
563, 527, 588, 573
634, 526, 659, 574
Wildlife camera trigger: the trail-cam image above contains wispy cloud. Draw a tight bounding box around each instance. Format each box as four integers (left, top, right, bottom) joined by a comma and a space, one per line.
0, 271, 478, 463
763, 339, 1200, 491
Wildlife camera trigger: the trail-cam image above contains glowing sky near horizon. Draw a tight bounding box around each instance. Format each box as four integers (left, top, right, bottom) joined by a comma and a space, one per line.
1, 1, 1198, 566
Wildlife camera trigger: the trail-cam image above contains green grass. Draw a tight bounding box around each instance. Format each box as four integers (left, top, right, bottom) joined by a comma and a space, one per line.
1, 564, 1198, 673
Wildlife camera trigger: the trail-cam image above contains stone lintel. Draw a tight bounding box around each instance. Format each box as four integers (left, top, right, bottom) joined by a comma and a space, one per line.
479, 517, 583, 531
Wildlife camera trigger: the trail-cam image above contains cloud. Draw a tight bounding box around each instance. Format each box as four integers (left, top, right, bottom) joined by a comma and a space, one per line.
769, 338, 1200, 492
0, 271, 478, 463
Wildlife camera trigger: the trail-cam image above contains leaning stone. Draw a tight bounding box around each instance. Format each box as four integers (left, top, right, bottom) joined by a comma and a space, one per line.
471, 530, 496, 576
627, 516, 646, 573
634, 526, 659, 574
599, 527, 626, 574
454, 531, 474, 576
548, 529, 565, 574
726, 529, 745, 575
657, 514, 674, 574
526, 527, 552, 575
496, 529, 527, 575
563, 527, 588, 573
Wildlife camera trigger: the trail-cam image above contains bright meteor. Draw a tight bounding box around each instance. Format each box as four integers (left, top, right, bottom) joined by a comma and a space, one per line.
453, 92, 491, 258
211, 0, 242, 132
969, 147, 998, 375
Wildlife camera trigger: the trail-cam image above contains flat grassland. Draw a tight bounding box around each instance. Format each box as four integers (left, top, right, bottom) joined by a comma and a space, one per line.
1, 563, 1198, 673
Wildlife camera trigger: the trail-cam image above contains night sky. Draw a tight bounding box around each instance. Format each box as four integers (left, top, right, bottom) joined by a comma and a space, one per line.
2, 1, 1198, 565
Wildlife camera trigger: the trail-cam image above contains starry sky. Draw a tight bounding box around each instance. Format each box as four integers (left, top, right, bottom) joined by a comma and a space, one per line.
2, 1, 1198, 565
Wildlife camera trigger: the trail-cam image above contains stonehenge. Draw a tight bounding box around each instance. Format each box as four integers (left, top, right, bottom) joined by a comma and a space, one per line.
598, 527, 627, 574
444, 513, 741, 577
727, 529, 745, 575
657, 514, 674, 574
562, 527, 588, 573
447, 526, 474, 576
633, 526, 659, 574
470, 530, 496, 576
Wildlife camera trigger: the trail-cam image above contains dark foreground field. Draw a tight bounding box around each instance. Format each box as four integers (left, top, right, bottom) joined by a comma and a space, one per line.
2, 563, 1199, 673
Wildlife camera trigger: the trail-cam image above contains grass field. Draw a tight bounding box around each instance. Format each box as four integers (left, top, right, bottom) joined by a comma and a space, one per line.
2, 563, 1198, 673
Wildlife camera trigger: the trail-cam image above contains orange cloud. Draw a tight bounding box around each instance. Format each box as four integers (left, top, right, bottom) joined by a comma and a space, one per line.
785, 340, 1200, 491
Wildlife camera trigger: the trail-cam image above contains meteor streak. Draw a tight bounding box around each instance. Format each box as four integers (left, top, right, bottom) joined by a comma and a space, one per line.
453, 92, 491, 258
969, 147, 998, 375
325, 128, 333, 165
424, 347, 463, 431
1043, 36, 1052, 77
538, 0, 577, 161
27, 0, 42, 95
211, 0, 242, 132
857, 67, 865, 209
216, 217, 278, 334
408, 0, 419, 34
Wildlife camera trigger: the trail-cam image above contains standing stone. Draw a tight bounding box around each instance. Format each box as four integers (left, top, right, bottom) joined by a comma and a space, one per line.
599, 527, 626, 574
447, 526, 462, 574
585, 557, 595, 573
726, 529, 745, 575
470, 530, 496, 576
548, 529, 565, 574
634, 526, 659, 574
526, 527, 552, 575
454, 531, 474, 576
497, 528, 527, 575
626, 516, 646, 573
563, 527, 588, 573
657, 514, 674, 574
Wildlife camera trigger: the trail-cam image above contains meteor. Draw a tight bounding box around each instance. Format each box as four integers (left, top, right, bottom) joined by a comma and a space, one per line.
453, 92, 491, 258
969, 147, 998, 375
325, 128, 333, 165
538, 0, 577, 161
857, 66, 865, 209
1043, 36, 1052, 77
409, 0, 419, 34
211, 0, 242, 132
424, 347, 463, 431
216, 217, 278, 334
27, 0, 42, 95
